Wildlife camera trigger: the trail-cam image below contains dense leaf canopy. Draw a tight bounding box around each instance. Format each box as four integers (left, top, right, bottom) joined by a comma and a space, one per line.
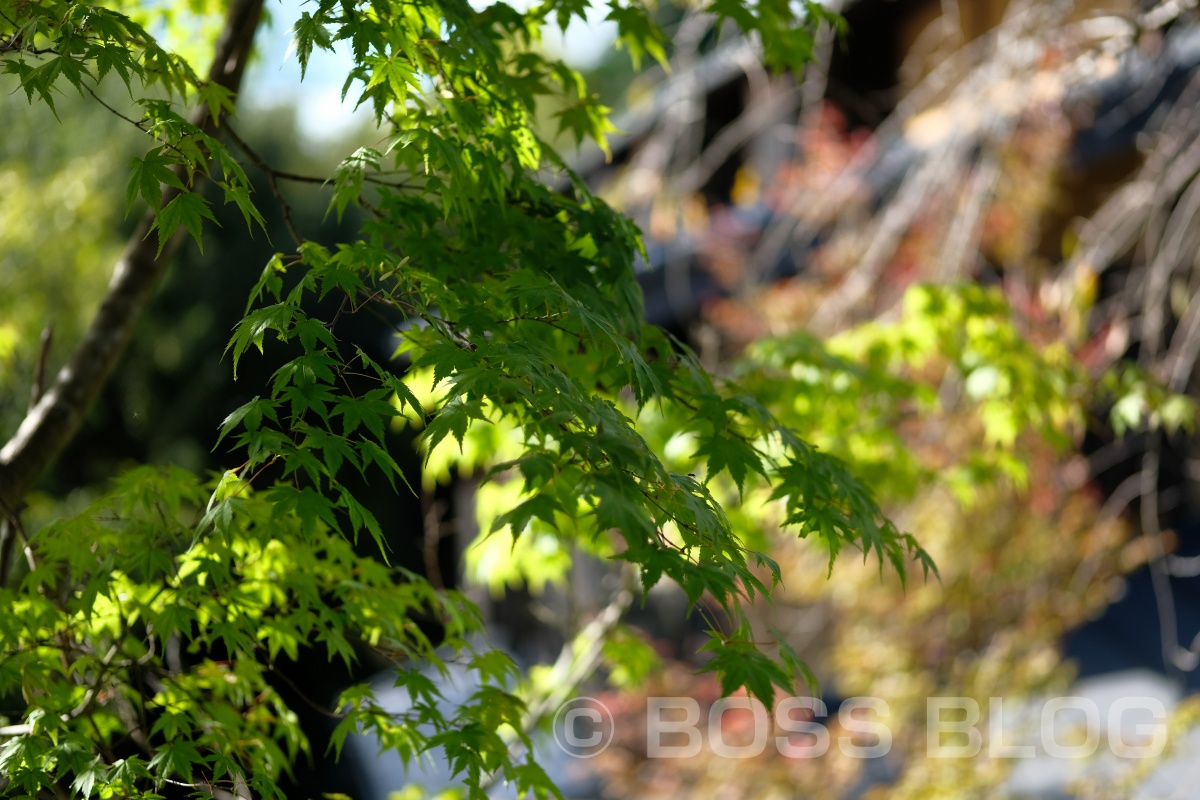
0, 0, 940, 797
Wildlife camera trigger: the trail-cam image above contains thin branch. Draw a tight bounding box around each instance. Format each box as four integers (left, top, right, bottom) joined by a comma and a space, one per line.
480, 571, 636, 792
1168, 553, 1200, 577
1139, 436, 1190, 679
222, 124, 303, 247
934, 146, 1001, 282
808, 143, 958, 332
82, 82, 151, 134
81, 82, 199, 168
266, 661, 346, 720
672, 81, 801, 196
1166, 277, 1200, 392
224, 122, 416, 188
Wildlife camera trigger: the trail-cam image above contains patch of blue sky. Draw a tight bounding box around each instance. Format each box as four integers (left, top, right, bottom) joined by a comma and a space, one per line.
242, 0, 617, 143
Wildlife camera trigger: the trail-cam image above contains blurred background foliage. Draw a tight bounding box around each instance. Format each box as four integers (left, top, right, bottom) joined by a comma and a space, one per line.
0, 88, 133, 436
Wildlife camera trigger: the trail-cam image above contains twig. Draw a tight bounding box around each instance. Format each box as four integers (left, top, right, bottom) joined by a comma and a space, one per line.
266, 661, 346, 720
222, 123, 304, 247
224, 122, 416, 189
81, 82, 198, 167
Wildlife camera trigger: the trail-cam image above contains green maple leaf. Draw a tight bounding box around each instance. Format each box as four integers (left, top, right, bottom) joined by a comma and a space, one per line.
699, 627, 795, 710
125, 148, 185, 215
694, 432, 767, 495
289, 11, 334, 79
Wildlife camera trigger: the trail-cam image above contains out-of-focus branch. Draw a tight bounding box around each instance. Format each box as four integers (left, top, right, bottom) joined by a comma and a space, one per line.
29, 325, 52, 410
673, 81, 801, 197
0, 0, 265, 513
480, 571, 636, 794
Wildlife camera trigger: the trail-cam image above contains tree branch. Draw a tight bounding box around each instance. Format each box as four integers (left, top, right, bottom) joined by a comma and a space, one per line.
29, 324, 52, 410
0, 0, 265, 512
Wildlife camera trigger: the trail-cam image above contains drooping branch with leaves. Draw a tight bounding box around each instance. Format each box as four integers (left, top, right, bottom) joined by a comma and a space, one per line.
0, 0, 938, 797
